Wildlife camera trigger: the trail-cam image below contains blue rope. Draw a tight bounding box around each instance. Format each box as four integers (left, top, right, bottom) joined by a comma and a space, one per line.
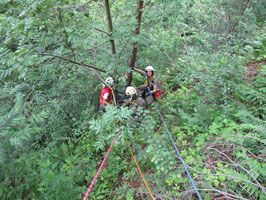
147, 88, 202, 200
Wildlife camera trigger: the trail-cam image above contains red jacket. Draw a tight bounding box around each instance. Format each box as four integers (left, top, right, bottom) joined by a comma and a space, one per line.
100, 87, 113, 105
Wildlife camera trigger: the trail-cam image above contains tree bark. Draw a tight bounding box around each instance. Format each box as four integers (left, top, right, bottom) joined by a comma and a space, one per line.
104, 0, 116, 54
127, 1, 144, 86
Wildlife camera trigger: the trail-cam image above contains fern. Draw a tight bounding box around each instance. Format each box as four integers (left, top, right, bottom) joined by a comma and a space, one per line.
238, 110, 266, 137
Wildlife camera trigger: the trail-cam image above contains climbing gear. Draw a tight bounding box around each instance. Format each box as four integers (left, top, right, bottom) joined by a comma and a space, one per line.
125, 138, 155, 200
126, 86, 137, 96
83, 129, 121, 200
145, 66, 154, 72
155, 90, 163, 99
145, 75, 155, 86
147, 88, 202, 200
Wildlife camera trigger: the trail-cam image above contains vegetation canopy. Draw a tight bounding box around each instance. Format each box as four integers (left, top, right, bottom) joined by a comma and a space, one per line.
0, 0, 265, 199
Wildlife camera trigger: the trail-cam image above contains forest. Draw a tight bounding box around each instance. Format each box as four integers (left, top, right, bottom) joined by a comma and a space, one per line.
0, 0, 265, 199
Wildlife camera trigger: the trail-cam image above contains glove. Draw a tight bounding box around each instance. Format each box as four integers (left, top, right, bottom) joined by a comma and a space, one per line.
132, 65, 136, 70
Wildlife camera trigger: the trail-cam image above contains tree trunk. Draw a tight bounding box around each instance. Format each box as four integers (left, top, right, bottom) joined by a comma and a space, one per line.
104, 0, 118, 104
104, 0, 116, 54
127, 1, 144, 86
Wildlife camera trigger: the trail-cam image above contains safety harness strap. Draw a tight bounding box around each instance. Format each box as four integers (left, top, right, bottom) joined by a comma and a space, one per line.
145, 75, 155, 86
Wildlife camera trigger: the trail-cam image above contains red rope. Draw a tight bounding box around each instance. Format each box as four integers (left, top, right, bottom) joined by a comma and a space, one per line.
83, 129, 121, 200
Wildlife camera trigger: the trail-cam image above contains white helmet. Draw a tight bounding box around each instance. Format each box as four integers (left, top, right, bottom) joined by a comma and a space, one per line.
102, 77, 114, 87
145, 66, 154, 72
105, 77, 114, 86
125, 86, 137, 96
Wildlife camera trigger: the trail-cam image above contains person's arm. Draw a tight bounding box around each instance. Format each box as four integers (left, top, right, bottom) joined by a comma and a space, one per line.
102, 93, 109, 105
148, 78, 159, 94
132, 66, 146, 77
152, 78, 158, 93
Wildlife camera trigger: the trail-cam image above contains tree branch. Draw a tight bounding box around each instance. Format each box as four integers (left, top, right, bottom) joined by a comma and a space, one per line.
207, 146, 266, 195
160, 49, 190, 77
228, 0, 250, 35
39, 52, 116, 105
94, 28, 111, 36
179, 188, 250, 200
52, 1, 93, 11
81, 68, 116, 106
227, 135, 266, 145
0, 96, 13, 101
38, 52, 106, 72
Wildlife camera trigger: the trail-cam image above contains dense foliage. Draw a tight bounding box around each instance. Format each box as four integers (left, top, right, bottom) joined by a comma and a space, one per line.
0, 0, 265, 199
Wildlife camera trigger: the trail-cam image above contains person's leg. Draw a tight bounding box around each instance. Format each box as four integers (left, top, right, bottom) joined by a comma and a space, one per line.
137, 86, 146, 98
146, 95, 153, 104
99, 104, 105, 112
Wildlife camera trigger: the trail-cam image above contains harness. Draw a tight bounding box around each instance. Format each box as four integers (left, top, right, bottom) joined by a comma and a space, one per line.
130, 97, 140, 108
145, 75, 155, 87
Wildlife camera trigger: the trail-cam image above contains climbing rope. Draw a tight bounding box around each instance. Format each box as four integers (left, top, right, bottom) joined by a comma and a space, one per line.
147, 88, 202, 200
83, 129, 121, 200
125, 138, 155, 200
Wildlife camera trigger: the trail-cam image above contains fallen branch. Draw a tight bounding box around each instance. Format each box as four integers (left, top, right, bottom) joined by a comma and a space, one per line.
179, 188, 250, 200
210, 173, 266, 191
227, 135, 266, 145
207, 147, 266, 195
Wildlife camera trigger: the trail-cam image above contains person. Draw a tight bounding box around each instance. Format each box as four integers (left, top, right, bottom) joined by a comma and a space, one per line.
99, 77, 114, 112
122, 86, 145, 126
122, 86, 145, 114
132, 65, 159, 104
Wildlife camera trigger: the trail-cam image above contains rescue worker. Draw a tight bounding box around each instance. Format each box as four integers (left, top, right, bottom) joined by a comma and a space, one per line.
122, 86, 145, 114
99, 77, 114, 112
132, 65, 159, 104
122, 86, 145, 126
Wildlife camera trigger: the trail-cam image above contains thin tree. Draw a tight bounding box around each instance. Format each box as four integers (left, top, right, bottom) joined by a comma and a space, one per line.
104, 0, 118, 103
127, 1, 144, 86
104, 0, 116, 54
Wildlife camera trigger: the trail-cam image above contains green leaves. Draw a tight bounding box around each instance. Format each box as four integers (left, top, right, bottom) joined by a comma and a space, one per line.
0, 0, 265, 199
